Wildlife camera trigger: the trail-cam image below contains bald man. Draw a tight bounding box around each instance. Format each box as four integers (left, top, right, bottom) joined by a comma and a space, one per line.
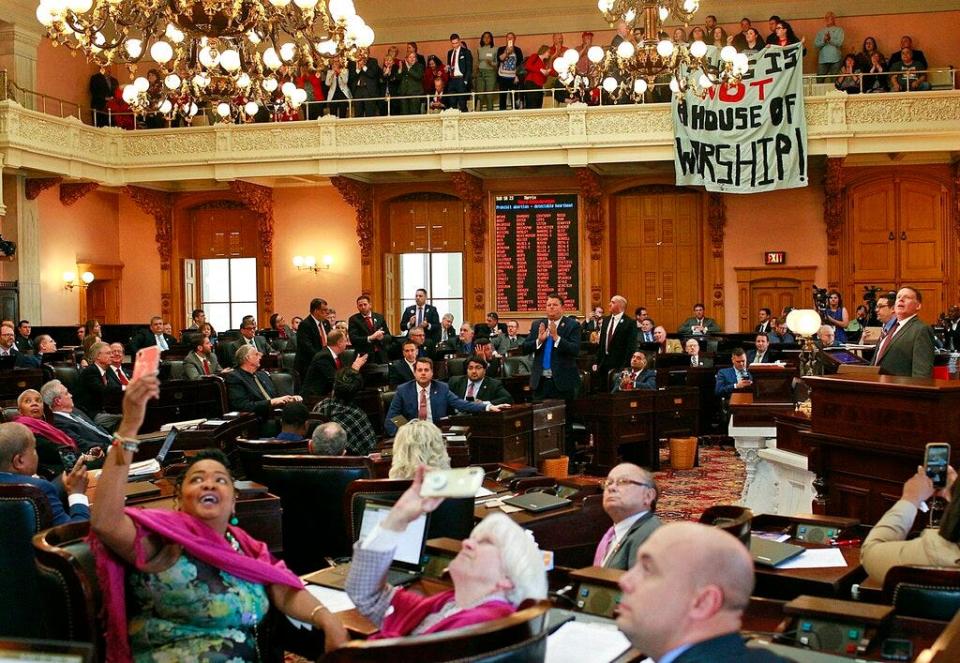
617, 522, 792, 661
595, 463, 662, 570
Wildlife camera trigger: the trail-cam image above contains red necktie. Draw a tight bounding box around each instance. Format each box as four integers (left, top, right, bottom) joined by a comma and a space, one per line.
116, 367, 129, 385
466, 382, 476, 398
336, 357, 342, 369
418, 387, 428, 420
365, 316, 374, 332
875, 320, 900, 364
202, 359, 211, 375
101, 372, 107, 386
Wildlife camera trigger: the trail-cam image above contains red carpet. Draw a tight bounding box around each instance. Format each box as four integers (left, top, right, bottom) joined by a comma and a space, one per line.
653, 445, 745, 522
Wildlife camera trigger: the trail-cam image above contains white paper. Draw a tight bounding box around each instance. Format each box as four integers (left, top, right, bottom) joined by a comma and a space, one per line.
775, 547, 848, 569
546, 621, 631, 663
287, 585, 356, 630
499, 504, 524, 514
475, 486, 496, 498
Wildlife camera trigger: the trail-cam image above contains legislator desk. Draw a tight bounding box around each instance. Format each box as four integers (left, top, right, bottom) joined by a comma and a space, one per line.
656, 365, 720, 434
103, 376, 229, 433
129, 412, 259, 463
571, 388, 698, 471
802, 374, 960, 525
447, 401, 564, 465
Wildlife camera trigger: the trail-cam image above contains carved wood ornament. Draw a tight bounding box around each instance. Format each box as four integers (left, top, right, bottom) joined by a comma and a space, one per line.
953, 161, 960, 242
331, 176, 375, 266
59, 182, 100, 207
124, 185, 174, 316
229, 181, 274, 268
450, 173, 486, 264
24, 177, 62, 200
706, 192, 725, 258
823, 158, 844, 256
575, 168, 603, 260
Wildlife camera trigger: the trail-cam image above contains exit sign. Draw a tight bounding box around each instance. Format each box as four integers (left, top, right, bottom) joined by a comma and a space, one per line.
764, 251, 786, 265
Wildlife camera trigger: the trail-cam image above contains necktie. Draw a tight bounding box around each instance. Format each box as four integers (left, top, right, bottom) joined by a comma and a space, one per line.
631, 370, 638, 385
116, 367, 129, 385
365, 316, 374, 333
416, 307, 423, 327
466, 381, 476, 398
253, 373, 272, 400
593, 526, 616, 566
101, 372, 107, 386
67, 413, 111, 440
318, 318, 327, 345
418, 387, 428, 420
645, 332, 652, 342
874, 320, 900, 364
605, 317, 615, 351
202, 358, 211, 376
336, 356, 342, 369
450, 49, 456, 68
543, 334, 553, 370
157, 335, 168, 351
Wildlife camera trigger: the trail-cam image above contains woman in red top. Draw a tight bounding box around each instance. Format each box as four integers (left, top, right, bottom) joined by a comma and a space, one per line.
422, 55, 449, 94
521, 45, 552, 109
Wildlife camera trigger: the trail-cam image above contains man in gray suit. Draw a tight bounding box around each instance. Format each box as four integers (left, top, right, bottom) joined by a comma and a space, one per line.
874, 286, 935, 378
595, 462, 662, 570
183, 334, 227, 379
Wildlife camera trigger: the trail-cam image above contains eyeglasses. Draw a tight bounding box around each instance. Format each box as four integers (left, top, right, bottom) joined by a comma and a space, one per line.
601, 478, 653, 490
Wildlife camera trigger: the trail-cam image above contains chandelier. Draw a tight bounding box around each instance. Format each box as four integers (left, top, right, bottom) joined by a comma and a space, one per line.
552, 0, 749, 102
35, 0, 375, 122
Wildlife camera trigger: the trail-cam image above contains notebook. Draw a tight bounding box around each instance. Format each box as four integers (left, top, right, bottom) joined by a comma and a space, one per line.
502, 492, 571, 513
306, 500, 430, 590
749, 535, 805, 567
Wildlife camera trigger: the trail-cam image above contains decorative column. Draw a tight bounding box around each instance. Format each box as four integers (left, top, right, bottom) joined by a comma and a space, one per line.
0, 22, 41, 107
575, 168, 604, 311
823, 158, 843, 292
124, 186, 174, 318
706, 192, 726, 326
451, 173, 486, 319
230, 181, 275, 321
330, 176, 375, 295
2, 172, 41, 321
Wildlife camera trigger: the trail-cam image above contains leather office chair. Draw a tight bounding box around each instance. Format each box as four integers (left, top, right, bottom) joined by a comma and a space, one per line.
446, 357, 468, 377
281, 352, 297, 372
2, 406, 19, 421
164, 360, 186, 381
320, 600, 550, 662
0, 483, 54, 638
344, 478, 474, 543
501, 356, 531, 377
259, 454, 373, 573
52, 364, 80, 395
882, 565, 960, 621
380, 390, 395, 418
699, 505, 753, 547
268, 370, 296, 396
340, 349, 357, 367
235, 437, 310, 483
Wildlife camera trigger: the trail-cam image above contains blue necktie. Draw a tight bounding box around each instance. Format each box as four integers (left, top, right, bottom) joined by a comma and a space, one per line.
543, 334, 553, 370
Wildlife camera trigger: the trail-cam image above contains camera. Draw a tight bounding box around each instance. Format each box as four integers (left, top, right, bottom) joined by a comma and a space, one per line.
0, 236, 16, 258
811, 285, 828, 315
862, 286, 882, 326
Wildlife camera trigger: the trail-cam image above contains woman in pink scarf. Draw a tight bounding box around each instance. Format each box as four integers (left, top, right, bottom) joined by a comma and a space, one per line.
12, 388, 102, 479
90, 376, 347, 662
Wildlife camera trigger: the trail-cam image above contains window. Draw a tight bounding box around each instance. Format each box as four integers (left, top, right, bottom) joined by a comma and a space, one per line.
399, 252, 464, 324
200, 257, 257, 331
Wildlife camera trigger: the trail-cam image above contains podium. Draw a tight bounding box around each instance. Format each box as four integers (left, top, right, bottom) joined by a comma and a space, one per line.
448, 400, 565, 466
802, 374, 960, 524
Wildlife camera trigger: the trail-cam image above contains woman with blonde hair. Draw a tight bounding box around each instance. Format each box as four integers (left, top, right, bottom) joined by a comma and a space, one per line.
388, 419, 450, 479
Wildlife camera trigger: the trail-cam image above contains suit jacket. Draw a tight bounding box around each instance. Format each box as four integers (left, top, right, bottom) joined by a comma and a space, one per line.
183, 351, 221, 380
348, 311, 392, 363
75, 365, 122, 418
52, 410, 113, 452
659, 339, 684, 354
106, 364, 129, 387
2, 349, 41, 368
611, 368, 657, 392
130, 329, 177, 353
493, 334, 525, 355
521, 316, 582, 395
596, 314, 638, 372
688, 355, 714, 368
637, 329, 657, 345
0, 472, 90, 526
715, 367, 750, 397
603, 512, 663, 571
294, 314, 331, 379
399, 304, 441, 344
755, 321, 773, 334
747, 349, 777, 364
384, 380, 486, 436
876, 316, 935, 378
447, 375, 513, 405
14, 335, 34, 354
441, 336, 474, 356
446, 45, 473, 83
673, 633, 795, 662
678, 316, 721, 336
225, 368, 279, 418
301, 347, 341, 398
388, 359, 416, 387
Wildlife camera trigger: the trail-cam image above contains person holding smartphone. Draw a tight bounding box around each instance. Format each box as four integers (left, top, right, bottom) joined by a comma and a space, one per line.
861, 463, 960, 584
496, 32, 523, 110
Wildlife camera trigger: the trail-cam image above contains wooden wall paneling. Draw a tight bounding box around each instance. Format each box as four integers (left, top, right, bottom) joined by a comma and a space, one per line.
898, 178, 945, 282
734, 266, 817, 331
705, 192, 725, 329
77, 262, 122, 324
848, 180, 897, 284
576, 168, 604, 313
824, 158, 844, 292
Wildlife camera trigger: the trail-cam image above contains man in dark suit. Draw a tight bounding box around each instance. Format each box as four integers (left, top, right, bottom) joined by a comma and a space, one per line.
521, 293, 582, 401
384, 357, 507, 436
348, 295, 392, 363
130, 316, 177, 353
445, 33, 473, 111
677, 303, 721, 338
874, 286, 935, 377
715, 349, 753, 397
89, 71, 119, 127
76, 342, 123, 425
407, 327, 436, 359
441, 323, 475, 356
615, 522, 792, 662
225, 345, 301, 418
301, 330, 366, 399
0, 324, 40, 368
43, 380, 114, 452
611, 352, 657, 392
294, 298, 331, 379
448, 357, 513, 406
595, 295, 638, 379
399, 289, 441, 344
747, 334, 776, 364
14, 320, 33, 354
583, 307, 604, 335
493, 319, 525, 355
438, 313, 458, 347
234, 318, 269, 354
684, 338, 714, 368
473, 338, 503, 377
755, 308, 773, 334
0, 422, 90, 525
474, 312, 509, 340
389, 339, 419, 387
595, 463, 662, 570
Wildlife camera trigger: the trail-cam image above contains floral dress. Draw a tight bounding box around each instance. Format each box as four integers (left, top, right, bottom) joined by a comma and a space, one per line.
127, 551, 270, 662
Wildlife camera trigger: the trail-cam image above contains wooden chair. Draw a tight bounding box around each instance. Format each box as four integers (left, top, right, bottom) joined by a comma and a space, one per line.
0, 368, 46, 401
882, 565, 960, 621
699, 505, 753, 546
235, 437, 310, 483
320, 600, 551, 662
0, 483, 54, 638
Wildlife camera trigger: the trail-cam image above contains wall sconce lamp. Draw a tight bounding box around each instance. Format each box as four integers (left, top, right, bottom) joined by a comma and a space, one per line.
293, 255, 333, 273
64, 270, 95, 291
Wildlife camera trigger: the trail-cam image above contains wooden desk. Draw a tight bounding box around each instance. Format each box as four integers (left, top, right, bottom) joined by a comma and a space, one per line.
774, 410, 812, 456
729, 392, 795, 428
130, 413, 259, 463
104, 377, 230, 434
448, 401, 565, 466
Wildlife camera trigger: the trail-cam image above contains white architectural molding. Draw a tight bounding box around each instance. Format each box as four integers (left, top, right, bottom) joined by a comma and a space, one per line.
0, 91, 958, 187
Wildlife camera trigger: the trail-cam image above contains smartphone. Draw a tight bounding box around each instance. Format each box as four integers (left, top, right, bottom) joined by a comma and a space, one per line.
131, 345, 161, 381
420, 467, 485, 498
924, 442, 951, 489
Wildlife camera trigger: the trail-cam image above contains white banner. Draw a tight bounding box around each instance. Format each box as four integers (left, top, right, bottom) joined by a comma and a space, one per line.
672, 42, 808, 194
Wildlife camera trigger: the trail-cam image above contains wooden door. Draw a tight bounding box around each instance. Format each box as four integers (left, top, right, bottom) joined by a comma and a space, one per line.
849, 181, 896, 283
427, 200, 464, 252
183, 259, 197, 325
85, 280, 120, 323
388, 201, 429, 252
752, 281, 801, 320
898, 179, 944, 283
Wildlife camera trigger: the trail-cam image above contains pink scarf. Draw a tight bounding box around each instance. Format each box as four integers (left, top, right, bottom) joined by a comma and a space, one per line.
89, 508, 302, 663
12, 414, 78, 450
374, 589, 515, 639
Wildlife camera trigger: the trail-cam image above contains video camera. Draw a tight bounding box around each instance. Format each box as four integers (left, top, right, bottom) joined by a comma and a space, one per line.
811, 285, 829, 317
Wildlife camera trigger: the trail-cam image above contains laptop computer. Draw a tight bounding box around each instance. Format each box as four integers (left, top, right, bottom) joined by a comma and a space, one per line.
749, 535, 805, 567
306, 500, 431, 590
502, 491, 571, 513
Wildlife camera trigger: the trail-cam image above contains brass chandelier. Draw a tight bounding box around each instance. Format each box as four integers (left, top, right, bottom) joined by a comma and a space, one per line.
552, 0, 749, 102
35, 0, 375, 121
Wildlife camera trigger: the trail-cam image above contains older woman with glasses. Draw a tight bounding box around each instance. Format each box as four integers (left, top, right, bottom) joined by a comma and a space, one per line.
596, 463, 662, 570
